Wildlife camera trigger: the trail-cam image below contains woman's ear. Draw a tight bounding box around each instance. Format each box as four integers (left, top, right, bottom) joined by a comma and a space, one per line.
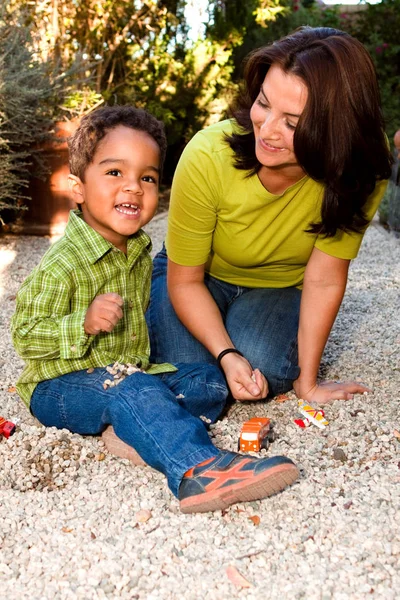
68, 175, 85, 205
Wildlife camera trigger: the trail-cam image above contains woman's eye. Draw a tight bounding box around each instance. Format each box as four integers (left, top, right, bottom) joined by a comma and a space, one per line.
106, 169, 121, 177
286, 122, 297, 131
256, 97, 269, 109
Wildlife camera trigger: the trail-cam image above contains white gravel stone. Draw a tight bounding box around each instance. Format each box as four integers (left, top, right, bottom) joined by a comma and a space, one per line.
0, 217, 399, 599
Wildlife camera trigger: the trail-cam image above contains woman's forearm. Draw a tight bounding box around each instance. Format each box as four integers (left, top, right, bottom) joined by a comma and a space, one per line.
167, 259, 268, 400
295, 248, 350, 395
168, 279, 233, 358
296, 280, 346, 392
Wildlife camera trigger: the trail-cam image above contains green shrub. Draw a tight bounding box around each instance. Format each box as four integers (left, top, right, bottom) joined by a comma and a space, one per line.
0, 8, 101, 226
339, 0, 400, 144
0, 20, 57, 222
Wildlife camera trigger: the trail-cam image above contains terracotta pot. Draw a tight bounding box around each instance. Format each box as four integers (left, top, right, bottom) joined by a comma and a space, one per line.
394, 129, 400, 160
18, 120, 80, 235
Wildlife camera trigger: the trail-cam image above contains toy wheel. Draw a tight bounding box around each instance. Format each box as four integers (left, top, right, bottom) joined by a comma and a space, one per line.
267, 430, 277, 443
237, 438, 241, 451
260, 438, 270, 451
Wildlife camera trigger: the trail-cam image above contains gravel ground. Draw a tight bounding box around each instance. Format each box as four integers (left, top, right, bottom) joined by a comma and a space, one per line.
0, 215, 399, 600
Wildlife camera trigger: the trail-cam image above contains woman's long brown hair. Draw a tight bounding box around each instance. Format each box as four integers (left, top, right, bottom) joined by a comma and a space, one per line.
226, 27, 393, 236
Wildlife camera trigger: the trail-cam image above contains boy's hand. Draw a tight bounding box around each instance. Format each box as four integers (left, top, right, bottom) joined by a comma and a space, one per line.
84, 293, 124, 335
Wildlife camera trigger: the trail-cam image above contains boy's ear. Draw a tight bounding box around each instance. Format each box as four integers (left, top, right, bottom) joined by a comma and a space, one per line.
68, 174, 85, 205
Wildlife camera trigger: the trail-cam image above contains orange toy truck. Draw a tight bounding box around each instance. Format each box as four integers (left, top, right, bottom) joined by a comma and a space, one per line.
238, 417, 276, 452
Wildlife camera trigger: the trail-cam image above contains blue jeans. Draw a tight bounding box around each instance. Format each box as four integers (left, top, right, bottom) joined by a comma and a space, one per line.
30, 363, 228, 497
146, 244, 301, 397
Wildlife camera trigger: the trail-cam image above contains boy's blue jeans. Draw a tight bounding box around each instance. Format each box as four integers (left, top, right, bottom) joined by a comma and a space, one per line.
30, 363, 228, 497
146, 245, 301, 397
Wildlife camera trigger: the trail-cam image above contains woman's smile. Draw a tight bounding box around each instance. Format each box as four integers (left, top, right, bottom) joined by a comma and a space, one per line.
258, 139, 286, 153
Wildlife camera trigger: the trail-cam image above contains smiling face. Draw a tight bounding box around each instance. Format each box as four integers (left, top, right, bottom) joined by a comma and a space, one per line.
68, 125, 160, 253
250, 64, 308, 176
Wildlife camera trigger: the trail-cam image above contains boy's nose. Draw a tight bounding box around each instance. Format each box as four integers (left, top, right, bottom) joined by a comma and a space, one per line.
123, 180, 142, 194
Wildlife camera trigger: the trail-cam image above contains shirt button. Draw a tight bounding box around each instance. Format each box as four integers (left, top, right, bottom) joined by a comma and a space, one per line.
128, 300, 134, 309
112, 248, 119, 253
70, 344, 77, 352
131, 334, 137, 341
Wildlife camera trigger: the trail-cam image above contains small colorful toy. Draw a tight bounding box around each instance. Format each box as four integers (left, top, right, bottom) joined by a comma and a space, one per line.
238, 417, 276, 452
294, 417, 310, 428
0, 416, 16, 439
297, 401, 329, 429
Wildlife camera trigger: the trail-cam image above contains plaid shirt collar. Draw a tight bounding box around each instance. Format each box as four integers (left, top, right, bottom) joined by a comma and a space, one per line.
65, 209, 152, 265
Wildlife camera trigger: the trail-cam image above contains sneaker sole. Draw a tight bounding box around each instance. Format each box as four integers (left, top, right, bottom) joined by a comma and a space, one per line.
180, 462, 299, 514
101, 426, 147, 467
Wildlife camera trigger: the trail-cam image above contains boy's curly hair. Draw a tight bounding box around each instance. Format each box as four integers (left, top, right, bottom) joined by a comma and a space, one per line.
68, 105, 167, 181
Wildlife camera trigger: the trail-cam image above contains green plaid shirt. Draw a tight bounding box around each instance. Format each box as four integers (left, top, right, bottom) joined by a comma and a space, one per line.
11, 210, 176, 407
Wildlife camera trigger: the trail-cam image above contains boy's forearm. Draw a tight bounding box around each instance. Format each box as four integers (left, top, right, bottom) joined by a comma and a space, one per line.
11, 269, 96, 360
12, 310, 93, 360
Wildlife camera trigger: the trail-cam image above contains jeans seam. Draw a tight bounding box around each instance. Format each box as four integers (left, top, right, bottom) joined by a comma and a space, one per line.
233, 285, 243, 301
202, 383, 228, 394
181, 375, 227, 402
115, 392, 216, 495
32, 387, 69, 430
147, 301, 157, 360
56, 392, 69, 429
282, 338, 299, 381
225, 284, 243, 306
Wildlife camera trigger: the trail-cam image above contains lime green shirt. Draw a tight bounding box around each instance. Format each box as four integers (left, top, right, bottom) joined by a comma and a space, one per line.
11, 210, 175, 407
166, 120, 387, 288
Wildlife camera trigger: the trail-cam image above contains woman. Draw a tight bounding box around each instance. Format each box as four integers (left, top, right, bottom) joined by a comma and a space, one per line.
146, 26, 392, 405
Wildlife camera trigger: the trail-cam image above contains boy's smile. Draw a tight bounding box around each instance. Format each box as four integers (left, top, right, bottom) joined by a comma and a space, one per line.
69, 125, 160, 252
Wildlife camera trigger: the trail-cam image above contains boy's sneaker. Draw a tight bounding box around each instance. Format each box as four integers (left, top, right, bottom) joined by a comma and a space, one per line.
101, 426, 147, 467
179, 451, 299, 513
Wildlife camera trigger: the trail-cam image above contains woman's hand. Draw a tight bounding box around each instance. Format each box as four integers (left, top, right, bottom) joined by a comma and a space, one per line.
293, 379, 371, 405
220, 353, 269, 401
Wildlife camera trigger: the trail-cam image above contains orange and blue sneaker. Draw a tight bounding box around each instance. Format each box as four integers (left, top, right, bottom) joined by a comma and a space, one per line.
178, 451, 299, 513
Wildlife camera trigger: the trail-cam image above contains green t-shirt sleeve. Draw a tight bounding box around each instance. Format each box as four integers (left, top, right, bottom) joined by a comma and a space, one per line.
315, 178, 388, 259
166, 130, 221, 266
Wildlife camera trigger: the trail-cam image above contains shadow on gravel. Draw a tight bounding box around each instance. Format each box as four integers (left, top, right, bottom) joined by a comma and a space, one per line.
0, 235, 53, 301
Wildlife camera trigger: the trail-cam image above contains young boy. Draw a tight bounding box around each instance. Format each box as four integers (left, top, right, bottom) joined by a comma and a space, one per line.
11, 106, 299, 513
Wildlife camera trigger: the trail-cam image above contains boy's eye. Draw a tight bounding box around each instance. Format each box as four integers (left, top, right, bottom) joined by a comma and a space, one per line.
142, 175, 158, 184
106, 169, 122, 177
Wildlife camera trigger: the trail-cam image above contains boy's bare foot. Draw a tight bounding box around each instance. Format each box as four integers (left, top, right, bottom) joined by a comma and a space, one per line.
101, 426, 146, 467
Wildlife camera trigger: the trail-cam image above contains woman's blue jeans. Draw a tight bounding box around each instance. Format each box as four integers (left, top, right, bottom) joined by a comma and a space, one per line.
146, 245, 301, 397
30, 363, 228, 497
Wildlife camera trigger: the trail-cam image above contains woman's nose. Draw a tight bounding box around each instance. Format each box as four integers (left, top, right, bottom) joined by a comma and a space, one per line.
260, 113, 279, 136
